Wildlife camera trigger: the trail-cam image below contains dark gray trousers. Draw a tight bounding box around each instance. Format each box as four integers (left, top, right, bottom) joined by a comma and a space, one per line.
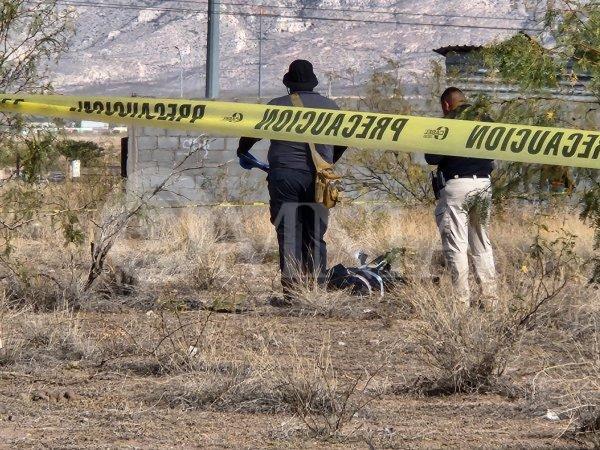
267, 168, 329, 294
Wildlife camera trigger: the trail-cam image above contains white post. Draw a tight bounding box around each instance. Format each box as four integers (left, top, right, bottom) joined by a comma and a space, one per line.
70, 160, 81, 179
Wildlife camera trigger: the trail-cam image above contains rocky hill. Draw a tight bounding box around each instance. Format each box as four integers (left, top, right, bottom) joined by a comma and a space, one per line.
51, 0, 539, 99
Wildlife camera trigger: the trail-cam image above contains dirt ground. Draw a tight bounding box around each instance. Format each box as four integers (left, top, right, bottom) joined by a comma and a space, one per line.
0, 206, 597, 449
0, 311, 585, 449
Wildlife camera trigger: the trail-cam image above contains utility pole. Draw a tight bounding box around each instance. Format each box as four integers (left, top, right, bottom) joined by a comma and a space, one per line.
175, 46, 184, 98
205, 0, 220, 99
257, 8, 263, 100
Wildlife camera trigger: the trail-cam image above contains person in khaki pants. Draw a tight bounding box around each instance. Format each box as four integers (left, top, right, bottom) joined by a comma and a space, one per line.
426, 87, 497, 307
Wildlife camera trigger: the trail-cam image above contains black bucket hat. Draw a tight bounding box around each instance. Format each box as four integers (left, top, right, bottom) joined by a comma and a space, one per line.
282, 59, 319, 91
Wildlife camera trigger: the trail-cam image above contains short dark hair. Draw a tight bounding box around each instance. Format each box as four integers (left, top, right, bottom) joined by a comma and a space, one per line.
440, 87, 464, 104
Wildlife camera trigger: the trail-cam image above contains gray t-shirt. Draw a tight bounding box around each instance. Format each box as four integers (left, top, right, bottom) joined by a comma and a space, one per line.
267, 91, 340, 171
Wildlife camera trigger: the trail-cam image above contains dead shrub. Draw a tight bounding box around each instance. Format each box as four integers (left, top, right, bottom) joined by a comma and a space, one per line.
173, 212, 230, 290
531, 319, 600, 447
408, 284, 513, 394
2, 272, 80, 311
149, 361, 288, 413
234, 210, 277, 264
146, 337, 383, 440
95, 261, 137, 297
0, 296, 26, 366
108, 309, 215, 374
189, 257, 226, 291
274, 339, 383, 439
579, 407, 600, 447
281, 269, 354, 318
407, 224, 580, 395
212, 208, 241, 243
1, 309, 97, 366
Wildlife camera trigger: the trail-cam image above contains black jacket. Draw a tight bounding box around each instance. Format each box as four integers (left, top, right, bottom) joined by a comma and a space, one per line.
425, 104, 494, 178
237, 90, 347, 171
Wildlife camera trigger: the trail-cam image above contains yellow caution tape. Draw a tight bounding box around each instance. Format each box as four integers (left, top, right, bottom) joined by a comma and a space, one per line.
0, 94, 598, 169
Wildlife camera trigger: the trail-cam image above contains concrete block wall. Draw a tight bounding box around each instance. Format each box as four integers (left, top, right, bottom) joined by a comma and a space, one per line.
127, 126, 270, 206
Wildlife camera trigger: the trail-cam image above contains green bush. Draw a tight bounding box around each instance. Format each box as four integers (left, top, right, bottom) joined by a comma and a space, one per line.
57, 140, 104, 166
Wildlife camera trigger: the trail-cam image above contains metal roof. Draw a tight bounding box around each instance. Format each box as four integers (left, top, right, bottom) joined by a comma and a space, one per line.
433, 45, 482, 57
433, 32, 534, 57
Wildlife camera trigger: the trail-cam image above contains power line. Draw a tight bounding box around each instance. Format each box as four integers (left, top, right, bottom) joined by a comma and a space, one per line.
59, 0, 536, 24
52, 0, 543, 32
228, 10, 541, 31
160, 0, 534, 23
24, 0, 535, 23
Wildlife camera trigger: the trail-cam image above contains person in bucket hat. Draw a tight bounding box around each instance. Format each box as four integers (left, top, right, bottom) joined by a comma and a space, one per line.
236, 60, 347, 306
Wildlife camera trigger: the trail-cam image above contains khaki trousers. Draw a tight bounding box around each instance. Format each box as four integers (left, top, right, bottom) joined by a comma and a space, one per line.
435, 177, 497, 305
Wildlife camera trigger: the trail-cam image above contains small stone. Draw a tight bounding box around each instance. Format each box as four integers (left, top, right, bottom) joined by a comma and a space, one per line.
63, 390, 77, 401
31, 391, 49, 402
49, 392, 62, 403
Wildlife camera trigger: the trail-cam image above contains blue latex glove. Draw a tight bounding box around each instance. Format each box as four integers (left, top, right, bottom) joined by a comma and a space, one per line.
239, 152, 269, 173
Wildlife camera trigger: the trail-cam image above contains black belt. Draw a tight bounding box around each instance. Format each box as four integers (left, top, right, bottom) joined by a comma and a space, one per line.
445, 173, 491, 180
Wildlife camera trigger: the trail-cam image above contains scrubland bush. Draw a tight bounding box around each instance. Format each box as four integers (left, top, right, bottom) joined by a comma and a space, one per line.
145, 336, 381, 439
232, 210, 278, 264
532, 335, 600, 446
406, 221, 583, 394
173, 212, 229, 291
0, 305, 97, 367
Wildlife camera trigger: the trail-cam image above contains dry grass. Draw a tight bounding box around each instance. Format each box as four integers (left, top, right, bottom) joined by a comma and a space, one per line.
0, 200, 597, 447
529, 316, 600, 447
231, 210, 278, 264
145, 335, 384, 440
0, 305, 97, 367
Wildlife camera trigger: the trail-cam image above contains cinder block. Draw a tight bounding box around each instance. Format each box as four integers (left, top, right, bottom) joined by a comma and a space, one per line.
207, 137, 227, 152
174, 150, 197, 162
180, 137, 196, 151
143, 127, 167, 137
169, 173, 197, 190
225, 137, 246, 150
167, 128, 191, 137
153, 149, 176, 164
206, 150, 235, 165
157, 136, 180, 150
194, 176, 210, 192
138, 162, 159, 175
137, 136, 158, 150
138, 149, 155, 163
195, 167, 226, 183
227, 165, 255, 177
177, 168, 204, 179
137, 161, 158, 171
147, 174, 172, 189
180, 138, 205, 154
181, 155, 215, 173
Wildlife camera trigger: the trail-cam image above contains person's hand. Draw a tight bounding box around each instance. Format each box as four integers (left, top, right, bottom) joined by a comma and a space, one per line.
238, 152, 269, 173
239, 153, 255, 170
